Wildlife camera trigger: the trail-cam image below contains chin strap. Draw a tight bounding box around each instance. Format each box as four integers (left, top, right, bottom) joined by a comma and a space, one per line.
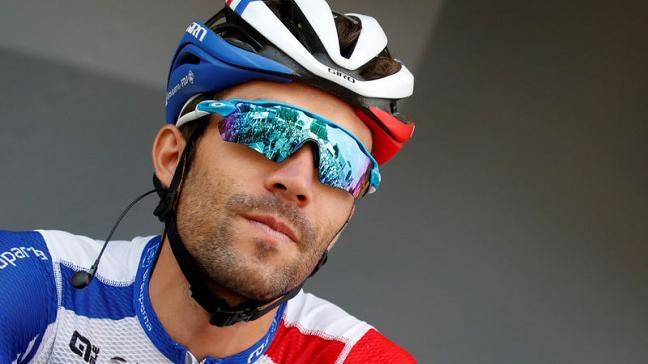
153, 121, 328, 327
162, 210, 326, 326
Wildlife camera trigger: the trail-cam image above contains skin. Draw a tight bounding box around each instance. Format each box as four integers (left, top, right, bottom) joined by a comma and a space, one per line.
149, 80, 373, 360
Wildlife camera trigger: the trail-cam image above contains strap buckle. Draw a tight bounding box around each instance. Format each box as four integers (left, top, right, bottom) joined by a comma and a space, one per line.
209, 307, 256, 327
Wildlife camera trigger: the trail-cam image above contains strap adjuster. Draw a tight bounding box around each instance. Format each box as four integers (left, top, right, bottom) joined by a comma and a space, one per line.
153, 189, 177, 221
209, 307, 255, 327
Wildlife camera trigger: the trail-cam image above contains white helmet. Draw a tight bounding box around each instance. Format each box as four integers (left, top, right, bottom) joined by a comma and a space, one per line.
166, 0, 416, 164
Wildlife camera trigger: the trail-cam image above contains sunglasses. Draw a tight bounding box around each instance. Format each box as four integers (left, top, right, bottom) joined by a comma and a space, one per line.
177, 98, 380, 198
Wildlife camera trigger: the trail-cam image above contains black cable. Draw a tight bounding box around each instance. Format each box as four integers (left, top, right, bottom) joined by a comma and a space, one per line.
72, 189, 161, 289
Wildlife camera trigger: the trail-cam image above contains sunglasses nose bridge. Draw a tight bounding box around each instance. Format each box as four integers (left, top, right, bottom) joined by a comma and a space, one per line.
289, 139, 321, 168
264, 142, 320, 205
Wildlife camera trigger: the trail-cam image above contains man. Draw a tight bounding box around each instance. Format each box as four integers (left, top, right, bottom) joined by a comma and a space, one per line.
1, 1, 416, 363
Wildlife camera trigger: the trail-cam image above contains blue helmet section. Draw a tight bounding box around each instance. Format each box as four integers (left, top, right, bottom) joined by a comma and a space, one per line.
165, 21, 296, 124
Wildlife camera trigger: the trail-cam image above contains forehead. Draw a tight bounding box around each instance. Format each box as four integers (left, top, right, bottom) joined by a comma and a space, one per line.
219, 81, 373, 150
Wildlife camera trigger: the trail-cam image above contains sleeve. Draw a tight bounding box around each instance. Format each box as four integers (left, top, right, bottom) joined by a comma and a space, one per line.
0, 230, 58, 363
344, 328, 417, 364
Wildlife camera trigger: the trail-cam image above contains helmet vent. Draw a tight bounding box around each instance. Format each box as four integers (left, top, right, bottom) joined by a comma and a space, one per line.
209, 8, 264, 52
219, 26, 263, 52
177, 53, 201, 66
333, 13, 361, 59
264, 0, 324, 55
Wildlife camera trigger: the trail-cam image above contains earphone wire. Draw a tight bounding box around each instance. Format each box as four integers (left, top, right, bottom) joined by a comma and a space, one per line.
73, 189, 161, 288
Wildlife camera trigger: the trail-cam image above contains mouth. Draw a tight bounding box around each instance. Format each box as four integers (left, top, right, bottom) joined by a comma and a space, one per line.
244, 214, 300, 245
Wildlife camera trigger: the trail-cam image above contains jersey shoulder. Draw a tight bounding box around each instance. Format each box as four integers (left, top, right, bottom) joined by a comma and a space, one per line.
37, 229, 154, 284
264, 291, 416, 363
344, 328, 417, 363
0, 230, 57, 363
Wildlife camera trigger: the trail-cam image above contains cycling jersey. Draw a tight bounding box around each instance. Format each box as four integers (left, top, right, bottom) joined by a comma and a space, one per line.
0, 230, 415, 363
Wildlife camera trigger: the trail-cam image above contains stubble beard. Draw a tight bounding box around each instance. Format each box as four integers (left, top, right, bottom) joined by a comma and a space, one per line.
176, 165, 328, 302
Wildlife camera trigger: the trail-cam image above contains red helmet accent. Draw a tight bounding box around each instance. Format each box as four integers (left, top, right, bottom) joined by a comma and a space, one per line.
355, 107, 415, 165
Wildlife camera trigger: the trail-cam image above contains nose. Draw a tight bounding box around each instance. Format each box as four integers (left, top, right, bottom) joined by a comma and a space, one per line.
264, 142, 319, 207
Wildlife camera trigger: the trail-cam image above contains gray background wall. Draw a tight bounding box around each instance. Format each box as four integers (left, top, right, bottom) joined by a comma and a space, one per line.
1, 0, 646, 363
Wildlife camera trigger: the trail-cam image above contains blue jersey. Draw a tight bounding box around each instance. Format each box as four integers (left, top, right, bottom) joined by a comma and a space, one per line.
0, 230, 415, 363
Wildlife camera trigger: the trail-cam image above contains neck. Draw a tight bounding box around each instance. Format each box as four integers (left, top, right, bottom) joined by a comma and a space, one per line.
149, 236, 278, 360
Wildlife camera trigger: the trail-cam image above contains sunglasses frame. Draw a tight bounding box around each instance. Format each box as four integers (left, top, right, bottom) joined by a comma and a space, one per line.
179, 98, 381, 196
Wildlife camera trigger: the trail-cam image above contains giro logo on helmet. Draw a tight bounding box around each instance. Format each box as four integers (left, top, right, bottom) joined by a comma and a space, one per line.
186, 22, 207, 42
327, 68, 357, 84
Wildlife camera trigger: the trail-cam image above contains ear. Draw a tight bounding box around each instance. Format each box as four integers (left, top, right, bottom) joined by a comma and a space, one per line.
326, 204, 356, 251
152, 125, 186, 188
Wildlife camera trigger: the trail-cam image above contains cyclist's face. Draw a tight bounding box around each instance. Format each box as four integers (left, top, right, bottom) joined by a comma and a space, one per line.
174, 81, 372, 302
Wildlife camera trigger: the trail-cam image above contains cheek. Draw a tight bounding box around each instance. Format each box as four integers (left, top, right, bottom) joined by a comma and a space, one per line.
311, 186, 354, 240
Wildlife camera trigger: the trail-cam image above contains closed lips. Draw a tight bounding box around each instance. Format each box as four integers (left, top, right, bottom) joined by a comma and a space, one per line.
245, 215, 299, 243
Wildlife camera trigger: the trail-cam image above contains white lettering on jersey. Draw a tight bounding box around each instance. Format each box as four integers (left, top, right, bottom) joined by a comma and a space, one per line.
0, 246, 48, 270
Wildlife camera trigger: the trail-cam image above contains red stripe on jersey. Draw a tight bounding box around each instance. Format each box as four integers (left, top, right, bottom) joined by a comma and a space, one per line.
344, 329, 417, 363
265, 324, 345, 363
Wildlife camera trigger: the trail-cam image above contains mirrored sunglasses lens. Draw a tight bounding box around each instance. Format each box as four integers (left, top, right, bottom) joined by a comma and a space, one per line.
316, 128, 373, 196
218, 103, 373, 196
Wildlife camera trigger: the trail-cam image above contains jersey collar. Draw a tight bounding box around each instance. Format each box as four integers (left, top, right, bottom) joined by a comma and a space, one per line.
133, 236, 285, 363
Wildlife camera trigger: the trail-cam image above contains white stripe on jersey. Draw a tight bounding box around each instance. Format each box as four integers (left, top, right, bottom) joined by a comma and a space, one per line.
283, 291, 373, 363
38, 229, 152, 284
